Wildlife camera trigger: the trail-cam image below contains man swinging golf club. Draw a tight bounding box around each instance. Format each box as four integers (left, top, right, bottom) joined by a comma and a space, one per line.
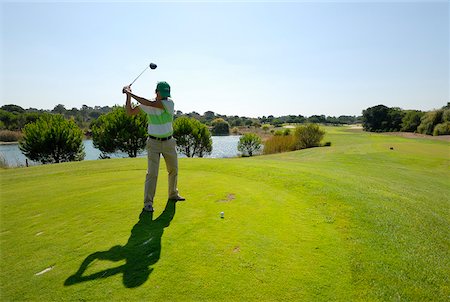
123, 81, 185, 212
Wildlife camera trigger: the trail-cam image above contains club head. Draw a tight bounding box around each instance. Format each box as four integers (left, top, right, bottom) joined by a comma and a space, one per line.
149, 63, 157, 69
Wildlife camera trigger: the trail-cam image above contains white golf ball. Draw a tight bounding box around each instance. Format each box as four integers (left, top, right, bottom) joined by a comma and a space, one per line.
220, 211, 224, 218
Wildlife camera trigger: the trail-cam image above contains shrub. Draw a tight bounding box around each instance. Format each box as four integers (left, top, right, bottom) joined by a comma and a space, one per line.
262, 124, 271, 133
238, 133, 262, 157
274, 130, 284, 136
19, 114, 85, 164
263, 135, 296, 154
443, 109, 450, 122
417, 110, 443, 135
294, 123, 325, 149
231, 127, 240, 135
433, 122, 450, 136
91, 107, 147, 158
0, 130, 23, 142
173, 117, 212, 157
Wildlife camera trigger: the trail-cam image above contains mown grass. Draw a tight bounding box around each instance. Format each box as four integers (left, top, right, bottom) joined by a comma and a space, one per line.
1, 127, 449, 301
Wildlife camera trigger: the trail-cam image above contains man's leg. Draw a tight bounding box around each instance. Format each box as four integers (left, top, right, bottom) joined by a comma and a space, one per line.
162, 138, 182, 200
144, 139, 161, 210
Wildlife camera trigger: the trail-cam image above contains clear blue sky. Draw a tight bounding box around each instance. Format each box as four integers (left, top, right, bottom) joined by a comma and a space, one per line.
1, 0, 448, 117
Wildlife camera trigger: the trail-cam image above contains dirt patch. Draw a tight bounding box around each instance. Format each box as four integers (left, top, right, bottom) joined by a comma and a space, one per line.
382, 132, 450, 142
217, 193, 236, 202
233, 246, 241, 253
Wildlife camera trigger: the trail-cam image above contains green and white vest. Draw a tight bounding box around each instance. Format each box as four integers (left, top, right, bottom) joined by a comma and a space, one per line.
140, 98, 174, 138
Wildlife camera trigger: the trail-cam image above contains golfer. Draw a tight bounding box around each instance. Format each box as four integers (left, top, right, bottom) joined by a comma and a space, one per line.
123, 81, 185, 212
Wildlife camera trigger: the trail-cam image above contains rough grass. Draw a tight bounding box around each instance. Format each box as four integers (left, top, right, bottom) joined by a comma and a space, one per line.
263, 134, 296, 154
1, 127, 449, 301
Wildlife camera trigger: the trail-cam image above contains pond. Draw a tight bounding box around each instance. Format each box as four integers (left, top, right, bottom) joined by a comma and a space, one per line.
0, 136, 241, 168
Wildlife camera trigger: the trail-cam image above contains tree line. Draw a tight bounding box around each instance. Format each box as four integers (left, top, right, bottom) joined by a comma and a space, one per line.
1, 103, 361, 133
3, 102, 448, 137
0, 104, 113, 131
362, 103, 450, 135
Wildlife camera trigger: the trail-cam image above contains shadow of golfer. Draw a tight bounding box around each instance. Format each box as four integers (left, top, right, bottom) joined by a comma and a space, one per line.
64, 200, 176, 288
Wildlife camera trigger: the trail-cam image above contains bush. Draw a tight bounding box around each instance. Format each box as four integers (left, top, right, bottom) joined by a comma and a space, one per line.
443, 109, 450, 122
91, 107, 147, 158
19, 114, 85, 164
433, 122, 450, 136
263, 135, 296, 155
0, 130, 23, 142
238, 133, 262, 157
417, 110, 443, 135
294, 123, 325, 149
231, 127, 240, 135
262, 124, 271, 133
274, 130, 284, 136
173, 117, 212, 157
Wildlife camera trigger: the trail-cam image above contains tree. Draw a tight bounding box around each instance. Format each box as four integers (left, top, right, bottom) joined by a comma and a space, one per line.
211, 118, 230, 135
0, 110, 17, 130
433, 109, 450, 136
417, 110, 443, 135
387, 107, 405, 131
1, 104, 25, 114
237, 133, 262, 157
294, 123, 325, 149
52, 104, 67, 115
91, 107, 147, 158
362, 105, 390, 132
401, 110, 424, 132
308, 115, 326, 124
19, 114, 85, 164
204, 111, 215, 122
173, 117, 212, 157
363, 105, 406, 132
433, 122, 450, 136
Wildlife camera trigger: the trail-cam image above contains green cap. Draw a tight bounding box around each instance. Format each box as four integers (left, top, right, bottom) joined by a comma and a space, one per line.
156, 81, 171, 98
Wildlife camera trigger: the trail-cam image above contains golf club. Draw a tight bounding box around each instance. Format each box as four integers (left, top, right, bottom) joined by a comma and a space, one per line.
129, 63, 157, 87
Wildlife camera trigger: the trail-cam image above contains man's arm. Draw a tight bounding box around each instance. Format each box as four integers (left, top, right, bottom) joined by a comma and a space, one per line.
129, 92, 165, 110
123, 86, 141, 116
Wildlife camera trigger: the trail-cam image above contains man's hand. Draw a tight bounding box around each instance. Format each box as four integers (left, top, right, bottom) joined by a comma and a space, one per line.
122, 85, 132, 94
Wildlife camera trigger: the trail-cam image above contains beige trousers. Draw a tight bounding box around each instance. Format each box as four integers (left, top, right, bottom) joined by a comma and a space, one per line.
144, 137, 179, 207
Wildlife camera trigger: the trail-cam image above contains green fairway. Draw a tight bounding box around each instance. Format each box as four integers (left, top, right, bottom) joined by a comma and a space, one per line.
1, 127, 449, 301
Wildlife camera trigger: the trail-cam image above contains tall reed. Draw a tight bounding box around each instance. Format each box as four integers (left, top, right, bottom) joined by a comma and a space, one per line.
0, 130, 23, 142
263, 135, 296, 154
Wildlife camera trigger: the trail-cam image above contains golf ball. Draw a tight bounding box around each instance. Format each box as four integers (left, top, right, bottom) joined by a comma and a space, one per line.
220, 212, 224, 218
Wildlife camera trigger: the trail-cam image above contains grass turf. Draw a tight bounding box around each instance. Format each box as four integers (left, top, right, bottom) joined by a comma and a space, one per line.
1, 127, 449, 301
